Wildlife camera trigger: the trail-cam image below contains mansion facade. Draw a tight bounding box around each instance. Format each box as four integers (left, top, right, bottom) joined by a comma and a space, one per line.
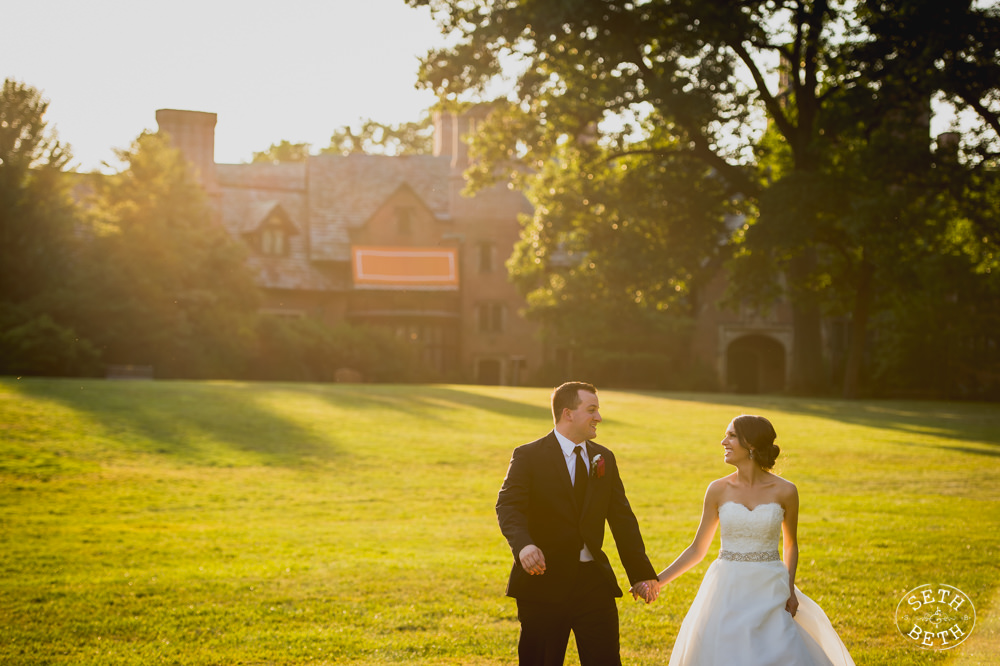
157, 107, 539, 386
157, 108, 798, 391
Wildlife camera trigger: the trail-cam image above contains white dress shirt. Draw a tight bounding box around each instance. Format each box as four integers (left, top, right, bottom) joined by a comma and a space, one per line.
553, 429, 595, 562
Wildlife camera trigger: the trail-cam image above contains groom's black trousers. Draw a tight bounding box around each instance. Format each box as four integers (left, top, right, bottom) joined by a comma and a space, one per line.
515, 561, 621, 666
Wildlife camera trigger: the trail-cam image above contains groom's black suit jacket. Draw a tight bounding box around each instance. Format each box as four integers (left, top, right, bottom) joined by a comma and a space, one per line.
496, 432, 656, 602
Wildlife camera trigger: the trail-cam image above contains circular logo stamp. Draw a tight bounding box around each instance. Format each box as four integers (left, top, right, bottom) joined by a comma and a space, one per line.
895, 584, 976, 650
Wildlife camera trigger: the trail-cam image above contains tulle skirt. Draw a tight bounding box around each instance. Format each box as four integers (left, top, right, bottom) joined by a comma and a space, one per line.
667, 559, 855, 666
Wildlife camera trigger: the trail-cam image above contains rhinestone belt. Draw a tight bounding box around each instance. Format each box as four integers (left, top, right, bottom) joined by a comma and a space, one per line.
718, 549, 780, 562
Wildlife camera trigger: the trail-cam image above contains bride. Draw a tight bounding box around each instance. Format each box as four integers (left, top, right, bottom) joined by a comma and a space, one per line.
633, 415, 855, 666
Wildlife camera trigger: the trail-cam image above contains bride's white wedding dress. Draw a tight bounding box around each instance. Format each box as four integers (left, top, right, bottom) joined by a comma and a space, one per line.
667, 502, 855, 666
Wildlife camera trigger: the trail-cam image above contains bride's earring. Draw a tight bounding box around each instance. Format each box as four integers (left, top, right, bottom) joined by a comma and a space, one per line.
749, 449, 755, 460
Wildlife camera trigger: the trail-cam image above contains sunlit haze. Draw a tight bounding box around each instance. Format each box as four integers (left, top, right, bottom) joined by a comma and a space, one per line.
2, 0, 449, 172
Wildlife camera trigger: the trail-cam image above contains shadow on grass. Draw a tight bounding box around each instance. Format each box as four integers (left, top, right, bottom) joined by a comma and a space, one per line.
622, 390, 1000, 455
8, 380, 553, 468
10, 378, 344, 466
304, 383, 550, 423
413, 386, 549, 421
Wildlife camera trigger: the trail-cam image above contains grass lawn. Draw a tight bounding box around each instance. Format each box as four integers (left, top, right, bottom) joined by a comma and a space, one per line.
1, 378, 998, 665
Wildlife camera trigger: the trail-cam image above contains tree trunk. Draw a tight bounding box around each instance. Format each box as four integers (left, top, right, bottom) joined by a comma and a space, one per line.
787, 247, 826, 394
842, 258, 875, 399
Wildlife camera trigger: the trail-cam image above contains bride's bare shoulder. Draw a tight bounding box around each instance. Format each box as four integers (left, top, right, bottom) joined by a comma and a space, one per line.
705, 474, 738, 499
771, 475, 798, 502
708, 473, 739, 490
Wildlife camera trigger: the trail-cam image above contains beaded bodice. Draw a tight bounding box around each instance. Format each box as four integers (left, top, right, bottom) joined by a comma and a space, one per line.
718, 502, 784, 553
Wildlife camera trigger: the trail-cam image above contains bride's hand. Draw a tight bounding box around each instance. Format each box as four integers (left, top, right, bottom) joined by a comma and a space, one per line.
785, 590, 799, 617
642, 579, 661, 603
631, 579, 660, 603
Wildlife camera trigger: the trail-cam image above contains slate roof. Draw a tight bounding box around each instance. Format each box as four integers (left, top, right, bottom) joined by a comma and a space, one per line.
241, 200, 299, 235
306, 153, 451, 262
217, 162, 332, 291
216, 162, 307, 191
215, 153, 453, 290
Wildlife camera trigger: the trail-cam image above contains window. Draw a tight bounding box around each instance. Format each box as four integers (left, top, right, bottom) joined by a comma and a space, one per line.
478, 241, 495, 273
477, 302, 505, 333
261, 227, 286, 256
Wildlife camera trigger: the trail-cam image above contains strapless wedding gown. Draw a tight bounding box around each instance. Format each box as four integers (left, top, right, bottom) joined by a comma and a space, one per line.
667, 502, 855, 666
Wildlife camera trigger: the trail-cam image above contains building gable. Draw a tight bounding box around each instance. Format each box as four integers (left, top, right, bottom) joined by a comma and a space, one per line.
306, 153, 451, 262
351, 184, 447, 248
241, 201, 300, 257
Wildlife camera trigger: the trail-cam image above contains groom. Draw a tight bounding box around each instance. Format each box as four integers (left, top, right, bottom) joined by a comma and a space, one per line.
496, 381, 659, 666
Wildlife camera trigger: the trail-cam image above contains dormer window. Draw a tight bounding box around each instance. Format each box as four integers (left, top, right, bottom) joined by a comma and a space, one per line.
242, 201, 298, 257
261, 226, 286, 256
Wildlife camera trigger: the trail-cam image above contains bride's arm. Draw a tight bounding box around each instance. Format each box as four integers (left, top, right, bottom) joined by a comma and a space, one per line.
653, 484, 721, 588
781, 485, 801, 615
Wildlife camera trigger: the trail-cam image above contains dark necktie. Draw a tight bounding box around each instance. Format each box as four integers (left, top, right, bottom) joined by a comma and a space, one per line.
573, 445, 588, 509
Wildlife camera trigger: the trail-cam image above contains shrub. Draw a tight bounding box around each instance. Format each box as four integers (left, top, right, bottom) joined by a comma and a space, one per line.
0, 309, 102, 377
248, 316, 430, 383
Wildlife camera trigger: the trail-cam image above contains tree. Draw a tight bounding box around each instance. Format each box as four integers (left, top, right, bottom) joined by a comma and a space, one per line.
251, 139, 312, 164
734, 0, 1000, 397
409, 0, 1000, 395
860, 138, 1000, 398
249, 115, 434, 164
0, 79, 101, 376
0, 78, 74, 305
505, 125, 734, 387
73, 131, 260, 378
322, 115, 433, 156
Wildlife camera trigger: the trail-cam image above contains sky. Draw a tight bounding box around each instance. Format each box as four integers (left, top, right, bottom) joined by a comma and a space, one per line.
2, 0, 450, 172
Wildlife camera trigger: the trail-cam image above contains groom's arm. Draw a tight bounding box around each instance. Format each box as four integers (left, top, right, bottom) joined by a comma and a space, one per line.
604, 452, 657, 585
496, 444, 536, 562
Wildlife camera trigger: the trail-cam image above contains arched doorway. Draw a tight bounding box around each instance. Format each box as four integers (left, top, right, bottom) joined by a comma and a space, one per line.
726, 335, 786, 393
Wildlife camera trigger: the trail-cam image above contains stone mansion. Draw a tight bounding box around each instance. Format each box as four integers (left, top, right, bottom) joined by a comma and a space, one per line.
157, 108, 796, 390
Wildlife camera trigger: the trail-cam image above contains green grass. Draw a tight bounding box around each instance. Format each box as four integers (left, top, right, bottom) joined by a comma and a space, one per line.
1, 378, 998, 665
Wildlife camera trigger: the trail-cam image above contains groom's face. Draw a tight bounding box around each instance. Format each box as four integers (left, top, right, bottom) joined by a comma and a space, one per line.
562, 390, 602, 443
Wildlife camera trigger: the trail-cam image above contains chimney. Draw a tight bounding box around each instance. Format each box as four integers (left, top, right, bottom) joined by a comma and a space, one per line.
433, 110, 455, 159
155, 109, 218, 193
451, 104, 491, 171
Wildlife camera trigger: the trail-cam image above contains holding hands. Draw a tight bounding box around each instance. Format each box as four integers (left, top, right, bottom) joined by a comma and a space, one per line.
630, 578, 661, 604
518, 543, 660, 605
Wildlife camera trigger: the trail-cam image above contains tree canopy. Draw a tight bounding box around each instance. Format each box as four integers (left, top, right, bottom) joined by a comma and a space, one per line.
0, 80, 439, 382
322, 115, 434, 156
72, 131, 261, 378
409, 0, 1000, 397
0, 79, 75, 305
0, 79, 99, 375
252, 139, 312, 164
249, 116, 435, 164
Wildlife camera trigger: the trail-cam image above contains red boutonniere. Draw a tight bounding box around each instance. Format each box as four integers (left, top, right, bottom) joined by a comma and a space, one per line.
591, 454, 605, 479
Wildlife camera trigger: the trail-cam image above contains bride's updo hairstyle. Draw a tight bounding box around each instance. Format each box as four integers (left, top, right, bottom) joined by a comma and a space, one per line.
732, 415, 780, 470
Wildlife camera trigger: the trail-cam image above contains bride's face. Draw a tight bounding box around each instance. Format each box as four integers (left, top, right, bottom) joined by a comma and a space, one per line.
721, 421, 749, 466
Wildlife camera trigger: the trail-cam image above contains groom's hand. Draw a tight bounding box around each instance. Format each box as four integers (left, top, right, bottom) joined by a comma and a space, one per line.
518, 544, 546, 575
631, 579, 660, 603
